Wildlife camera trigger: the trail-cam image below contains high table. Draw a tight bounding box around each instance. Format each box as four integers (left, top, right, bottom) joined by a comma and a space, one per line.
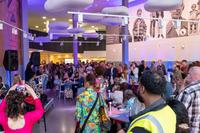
43, 98, 54, 132
109, 108, 129, 123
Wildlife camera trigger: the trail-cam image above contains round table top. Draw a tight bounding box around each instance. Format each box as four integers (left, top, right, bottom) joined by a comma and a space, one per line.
108, 108, 129, 122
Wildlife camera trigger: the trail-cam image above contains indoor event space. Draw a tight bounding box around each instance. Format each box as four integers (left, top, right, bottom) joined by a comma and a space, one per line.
1, 0, 200, 133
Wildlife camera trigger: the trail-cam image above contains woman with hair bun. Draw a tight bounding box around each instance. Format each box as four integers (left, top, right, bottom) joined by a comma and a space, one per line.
0, 84, 44, 133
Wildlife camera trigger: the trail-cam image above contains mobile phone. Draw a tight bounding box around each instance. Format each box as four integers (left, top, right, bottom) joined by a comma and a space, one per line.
16, 80, 25, 92
16, 85, 25, 92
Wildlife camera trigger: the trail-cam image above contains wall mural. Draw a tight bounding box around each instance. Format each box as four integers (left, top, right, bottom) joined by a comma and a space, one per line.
130, 0, 200, 42
107, 0, 200, 44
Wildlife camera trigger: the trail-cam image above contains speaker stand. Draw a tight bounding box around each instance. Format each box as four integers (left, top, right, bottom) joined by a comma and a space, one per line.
9, 71, 11, 87
6, 71, 12, 87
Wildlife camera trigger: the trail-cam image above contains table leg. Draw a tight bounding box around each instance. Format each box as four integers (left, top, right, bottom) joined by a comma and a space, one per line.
43, 114, 47, 132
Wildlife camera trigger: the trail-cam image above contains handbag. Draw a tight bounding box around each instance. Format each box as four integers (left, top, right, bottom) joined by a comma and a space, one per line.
75, 93, 99, 133
99, 94, 111, 132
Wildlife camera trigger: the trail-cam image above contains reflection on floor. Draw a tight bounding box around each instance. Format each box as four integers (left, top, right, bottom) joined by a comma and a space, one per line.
33, 90, 76, 133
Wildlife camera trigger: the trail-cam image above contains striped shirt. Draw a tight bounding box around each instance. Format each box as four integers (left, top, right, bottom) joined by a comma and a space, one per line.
178, 80, 200, 133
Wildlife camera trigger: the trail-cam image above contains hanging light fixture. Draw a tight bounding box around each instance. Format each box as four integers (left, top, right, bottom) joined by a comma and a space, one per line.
74, 34, 78, 40
0, 22, 3, 30
96, 41, 100, 46
99, 34, 104, 40
60, 41, 64, 46
78, 13, 83, 23
49, 33, 53, 40
23, 33, 28, 38
122, 17, 128, 26
123, 35, 127, 41
12, 28, 18, 35
40, 42, 43, 46
79, 41, 82, 46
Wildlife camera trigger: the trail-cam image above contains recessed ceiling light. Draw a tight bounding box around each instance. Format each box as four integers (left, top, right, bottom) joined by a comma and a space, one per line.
35, 26, 39, 28
69, 19, 72, 22
52, 18, 56, 21
42, 16, 47, 19
91, 25, 95, 28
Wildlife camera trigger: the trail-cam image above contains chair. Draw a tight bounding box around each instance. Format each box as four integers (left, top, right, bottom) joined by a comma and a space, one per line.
58, 84, 65, 100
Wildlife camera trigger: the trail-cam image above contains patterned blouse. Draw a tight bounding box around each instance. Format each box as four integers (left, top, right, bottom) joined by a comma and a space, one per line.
75, 88, 106, 133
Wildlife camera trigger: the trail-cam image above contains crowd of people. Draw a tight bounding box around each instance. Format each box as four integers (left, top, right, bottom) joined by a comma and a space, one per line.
0, 59, 200, 133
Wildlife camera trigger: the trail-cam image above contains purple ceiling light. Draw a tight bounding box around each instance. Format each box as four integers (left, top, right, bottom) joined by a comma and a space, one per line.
102, 6, 129, 15
34, 36, 50, 43
48, 22, 70, 30
82, 33, 99, 38
44, 0, 94, 12
67, 28, 85, 34
81, 14, 103, 23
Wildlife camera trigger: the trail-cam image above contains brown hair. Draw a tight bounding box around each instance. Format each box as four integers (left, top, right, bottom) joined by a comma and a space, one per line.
85, 74, 96, 86
95, 66, 105, 76
6, 90, 25, 119
13, 74, 21, 85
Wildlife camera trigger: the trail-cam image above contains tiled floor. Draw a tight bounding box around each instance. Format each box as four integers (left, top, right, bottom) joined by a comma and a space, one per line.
33, 90, 76, 133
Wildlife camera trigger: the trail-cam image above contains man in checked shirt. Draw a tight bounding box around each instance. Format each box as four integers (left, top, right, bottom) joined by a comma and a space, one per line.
178, 62, 200, 133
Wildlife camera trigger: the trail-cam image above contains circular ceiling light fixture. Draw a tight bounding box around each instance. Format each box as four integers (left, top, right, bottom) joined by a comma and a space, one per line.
144, 0, 182, 12
42, 16, 47, 19
44, 0, 94, 13
52, 18, 56, 21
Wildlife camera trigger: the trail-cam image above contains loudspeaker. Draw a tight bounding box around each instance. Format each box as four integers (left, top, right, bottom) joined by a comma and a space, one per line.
3, 50, 18, 71
30, 52, 40, 66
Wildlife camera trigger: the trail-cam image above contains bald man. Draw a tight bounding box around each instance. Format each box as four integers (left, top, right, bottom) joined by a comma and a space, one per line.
178, 65, 200, 133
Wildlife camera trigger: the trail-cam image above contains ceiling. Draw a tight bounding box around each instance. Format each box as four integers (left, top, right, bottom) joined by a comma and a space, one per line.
28, 0, 146, 32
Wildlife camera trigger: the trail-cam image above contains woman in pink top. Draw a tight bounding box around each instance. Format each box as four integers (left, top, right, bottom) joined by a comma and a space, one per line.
0, 84, 44, 133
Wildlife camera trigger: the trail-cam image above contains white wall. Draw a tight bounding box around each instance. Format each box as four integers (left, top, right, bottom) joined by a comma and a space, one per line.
83, 51, 106, 58
106, 35, 200, 62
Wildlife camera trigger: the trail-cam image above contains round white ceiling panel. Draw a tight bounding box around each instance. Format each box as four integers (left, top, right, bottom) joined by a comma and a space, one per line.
48, 29, 69, 34
48, 22, 70, 30
67, 28, 85, 33
144, 0, 182, 12
34, 36, 50, 43
82, 33, 99, 38
73, 14, 103, 23
83, 15, 103, 23
101, 6, 129, 15
44, 0, 94, 12
101, 17, 123, 26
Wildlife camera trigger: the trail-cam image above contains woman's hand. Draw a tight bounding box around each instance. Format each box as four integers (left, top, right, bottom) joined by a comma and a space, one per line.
25, 84, 38, 99
9, 84, 17, 91
5, 84, 17, 98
